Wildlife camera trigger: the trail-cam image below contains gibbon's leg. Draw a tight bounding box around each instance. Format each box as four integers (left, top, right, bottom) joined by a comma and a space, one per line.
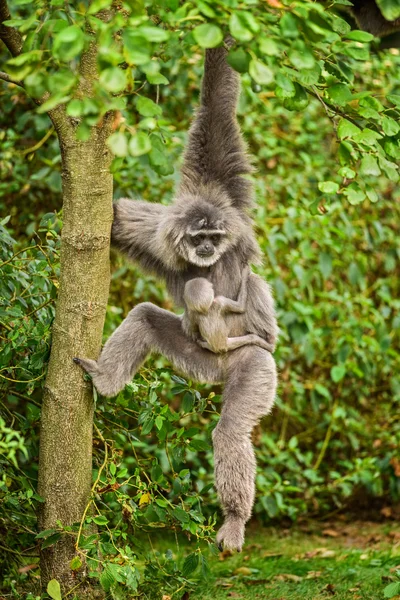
75, 303, 224, 397
213, 345, 277, 552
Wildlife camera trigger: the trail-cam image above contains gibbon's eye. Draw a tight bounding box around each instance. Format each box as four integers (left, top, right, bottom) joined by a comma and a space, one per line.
192, 235, 203, 247
211, 235, 221, 246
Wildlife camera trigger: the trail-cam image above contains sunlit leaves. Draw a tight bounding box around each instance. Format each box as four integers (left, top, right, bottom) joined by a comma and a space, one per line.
52, 25, 85, 61
192, 24, 223, 48
129, 132, 152, 157
249, 59, 274, 85
99, 67, 127, 93
107, 132, 128, 157
376, 0, 400, 20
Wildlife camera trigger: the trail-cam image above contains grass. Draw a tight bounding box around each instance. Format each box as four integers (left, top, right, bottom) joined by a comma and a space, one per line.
156, 520, 400, 599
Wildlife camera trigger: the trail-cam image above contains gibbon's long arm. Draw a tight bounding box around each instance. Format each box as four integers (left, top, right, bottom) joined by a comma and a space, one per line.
111, 199, 172, 277
180, 43, 253, 212
219, 266, 250, 314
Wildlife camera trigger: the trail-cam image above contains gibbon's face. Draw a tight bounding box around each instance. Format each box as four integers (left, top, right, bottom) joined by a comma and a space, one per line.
178, 218, 229, 267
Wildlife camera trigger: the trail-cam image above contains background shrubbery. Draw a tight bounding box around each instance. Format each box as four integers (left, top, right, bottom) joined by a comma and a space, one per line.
1, 18, 400, 600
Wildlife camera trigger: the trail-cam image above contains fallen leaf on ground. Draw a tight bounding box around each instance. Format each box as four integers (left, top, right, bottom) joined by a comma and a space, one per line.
322, 528, 340, 538
306, 571, 323, 579
162, 596, 171, 600
349, 587, 360, 592
303, 548, 336, 559
321, 583, 336, 595
274, 573, 303, 583
234, 567, 253, 576
243, 578, 271, 586
390, 565, 400, 572
227, 593, 243, 598
261, 551, 284, 559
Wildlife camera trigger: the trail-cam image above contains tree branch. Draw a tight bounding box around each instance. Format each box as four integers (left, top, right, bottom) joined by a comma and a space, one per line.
0, 70, 23, 88
0, 0, 23, 57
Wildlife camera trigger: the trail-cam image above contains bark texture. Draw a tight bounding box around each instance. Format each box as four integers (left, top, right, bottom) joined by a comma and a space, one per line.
38, 113, 114, 590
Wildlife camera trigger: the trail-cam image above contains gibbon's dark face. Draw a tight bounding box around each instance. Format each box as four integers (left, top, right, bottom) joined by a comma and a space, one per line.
178, 214, 231, 267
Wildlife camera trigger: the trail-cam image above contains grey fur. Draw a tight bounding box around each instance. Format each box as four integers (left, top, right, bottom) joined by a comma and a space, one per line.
183, 267, 274, 354
75, 45, 278, 551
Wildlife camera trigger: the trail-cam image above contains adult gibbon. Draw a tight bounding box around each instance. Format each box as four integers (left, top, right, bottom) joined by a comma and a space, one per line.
75, 43, 278, 552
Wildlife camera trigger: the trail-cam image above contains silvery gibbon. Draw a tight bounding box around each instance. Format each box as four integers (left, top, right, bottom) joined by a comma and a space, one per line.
75, 42, 278, 552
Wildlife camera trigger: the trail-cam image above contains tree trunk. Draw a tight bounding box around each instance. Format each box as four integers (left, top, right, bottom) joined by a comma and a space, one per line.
38, 114, 114, 591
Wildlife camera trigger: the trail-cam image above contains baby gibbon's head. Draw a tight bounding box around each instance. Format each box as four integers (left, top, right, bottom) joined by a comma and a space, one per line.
184, 278, 215, 313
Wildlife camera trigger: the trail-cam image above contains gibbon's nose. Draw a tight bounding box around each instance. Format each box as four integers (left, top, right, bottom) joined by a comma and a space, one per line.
197, 243, 213, 256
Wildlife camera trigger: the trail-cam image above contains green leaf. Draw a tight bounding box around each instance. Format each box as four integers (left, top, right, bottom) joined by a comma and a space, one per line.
146, 72, 169, 85
227, 48, 250, 73
353, 128, 382, 145
283, 83, 308, 111
382, 116, 400, 136
138, 25, 169, 42
182, 552, 199, 577
47, 579, 62, 600
66, 99, 84, 117
376, 0, 400, 21
182, 392, 194, 413
346, 30, 374, 42
387, 94, 400, 106
288, 43, 315, 70
41, 533, 62, 549
331, 365, 346, 383
229, 12, 253, 41
70, 556, 82, 570
327, 84, 352, 106
192, 24, 223, 48
155, 415, 164, 430
330, 14, 351, 34
99, 67, 127, 93
343, 183, 366, 205
319, 252, 332, 280
87, 0, 112, 14
275, 73, 296, 99
123, 30, 150, 65
318, 181, 339, 194
53, 25, 85, 61
337, 118, 361, 139
109, 462, 116, 476
136, 96, 162, 117
35, 528, 58, 539
107, 132, 128, 157
383, 581, 400, 598
249, 59, 273, 85
360, 154, 381, 176
172, 506, 190, 523
93, 515, 109, 525
259, 38, 279, 56
129, 132, 152, 157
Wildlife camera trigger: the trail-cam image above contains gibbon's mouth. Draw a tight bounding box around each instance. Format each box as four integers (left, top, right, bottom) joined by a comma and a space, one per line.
197, 250, 214, 257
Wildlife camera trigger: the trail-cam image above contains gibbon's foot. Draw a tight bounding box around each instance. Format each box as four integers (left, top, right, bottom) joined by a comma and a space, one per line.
216, 516, 246, 552
73, 357, 121, 398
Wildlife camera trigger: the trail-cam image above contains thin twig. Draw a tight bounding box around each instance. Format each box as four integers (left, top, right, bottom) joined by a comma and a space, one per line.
21, 127, 55, 155
0, 70, 24, 88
